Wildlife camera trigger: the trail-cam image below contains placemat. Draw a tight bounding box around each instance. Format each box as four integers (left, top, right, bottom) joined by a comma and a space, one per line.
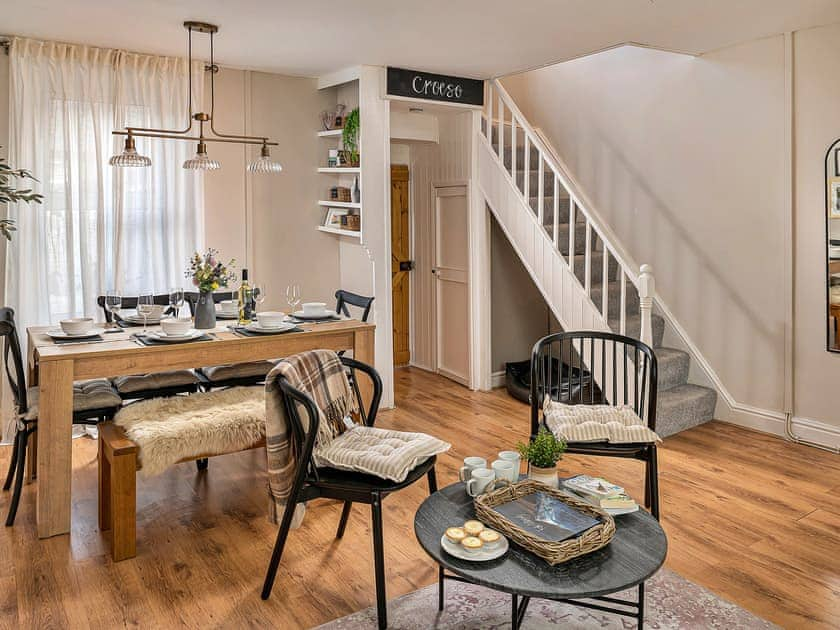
50, 335, 105, 345
231, 326, 304, 337
133, 333, 213, 346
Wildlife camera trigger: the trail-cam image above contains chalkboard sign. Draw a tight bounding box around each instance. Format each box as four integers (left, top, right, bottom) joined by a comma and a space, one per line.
387, 67, 484, 107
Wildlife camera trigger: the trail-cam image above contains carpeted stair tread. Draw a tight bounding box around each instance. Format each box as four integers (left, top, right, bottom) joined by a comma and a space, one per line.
588, 281, 641, 317
572, 251, 620, 284
516, 169, 556, 194
609, 313, 665, 348
556, 222, 589, 255
654, 347, 691, 391
656, 384, 716, 437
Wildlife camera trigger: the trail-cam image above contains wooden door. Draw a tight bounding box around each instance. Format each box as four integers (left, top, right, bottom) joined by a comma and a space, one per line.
391, 165, 411, 366
433, 185, 470, 385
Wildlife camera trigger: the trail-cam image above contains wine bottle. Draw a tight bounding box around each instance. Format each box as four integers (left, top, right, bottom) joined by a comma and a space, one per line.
238, 268, 254, 324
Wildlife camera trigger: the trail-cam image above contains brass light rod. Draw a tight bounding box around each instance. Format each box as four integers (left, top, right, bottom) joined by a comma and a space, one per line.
111, 130, 277, 147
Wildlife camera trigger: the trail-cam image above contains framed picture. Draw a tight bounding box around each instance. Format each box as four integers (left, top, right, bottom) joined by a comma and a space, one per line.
325, 207, 349, 227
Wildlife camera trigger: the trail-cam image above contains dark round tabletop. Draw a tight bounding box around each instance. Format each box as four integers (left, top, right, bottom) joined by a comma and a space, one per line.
414, 481, 667, 600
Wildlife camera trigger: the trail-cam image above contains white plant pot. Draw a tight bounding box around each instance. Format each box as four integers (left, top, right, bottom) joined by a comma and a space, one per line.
528, 464, 558, 488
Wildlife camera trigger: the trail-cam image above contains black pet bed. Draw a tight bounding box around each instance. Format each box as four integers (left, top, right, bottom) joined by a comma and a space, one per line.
504, 358, 601, 404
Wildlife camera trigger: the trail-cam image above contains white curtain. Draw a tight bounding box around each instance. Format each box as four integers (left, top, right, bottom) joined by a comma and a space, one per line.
3, 38, 205, 440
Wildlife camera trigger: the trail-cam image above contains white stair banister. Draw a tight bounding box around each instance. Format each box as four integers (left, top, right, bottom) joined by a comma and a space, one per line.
639, 264, 655, 347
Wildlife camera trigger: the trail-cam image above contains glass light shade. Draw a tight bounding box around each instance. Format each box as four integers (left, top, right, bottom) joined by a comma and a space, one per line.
247, 144, 282, 174
182, 142, 220, 171
109, 137, 151, 167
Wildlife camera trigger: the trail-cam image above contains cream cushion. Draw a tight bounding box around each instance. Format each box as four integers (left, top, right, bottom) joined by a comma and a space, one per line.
112, 370, 200, 394
114, 386, 265, 476
25, 379, 121, 420
543, 397, 661, 444
313, 425, 450, 482
199, 361, 274, 383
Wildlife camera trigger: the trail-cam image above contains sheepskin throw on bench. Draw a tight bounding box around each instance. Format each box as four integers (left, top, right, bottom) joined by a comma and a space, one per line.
113, 387, 265, 476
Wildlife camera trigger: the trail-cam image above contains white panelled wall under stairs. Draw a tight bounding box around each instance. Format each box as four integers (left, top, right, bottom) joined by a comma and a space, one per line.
477, 80, 716, 437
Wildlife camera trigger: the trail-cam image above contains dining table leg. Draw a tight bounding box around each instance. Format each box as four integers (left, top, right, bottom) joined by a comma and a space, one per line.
353, 327, 376, 411
36, 359, 75, 538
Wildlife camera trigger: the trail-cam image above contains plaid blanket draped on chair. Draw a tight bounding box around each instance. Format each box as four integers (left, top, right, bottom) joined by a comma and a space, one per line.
264, 349, 359, 525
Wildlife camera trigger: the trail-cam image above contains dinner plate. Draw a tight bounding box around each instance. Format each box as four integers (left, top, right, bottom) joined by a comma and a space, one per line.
47, 328, 105, 340
215, 313, 239, 320
121, 312, 169, 324
440, 534, 509, 562
244, 322, 296, 334
291, 310, 340, 321
145, 329, 204, 343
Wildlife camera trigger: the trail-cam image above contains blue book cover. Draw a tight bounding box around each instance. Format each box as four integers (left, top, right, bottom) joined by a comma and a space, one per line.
493, 491, 600, 542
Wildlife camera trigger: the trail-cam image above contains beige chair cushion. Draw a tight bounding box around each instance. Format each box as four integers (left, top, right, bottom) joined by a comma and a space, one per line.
25, 379, 122, 420
199, 361, 274, 383
112, 370, 199, 394
543, 397, 661, 444
313, 425, 450, 482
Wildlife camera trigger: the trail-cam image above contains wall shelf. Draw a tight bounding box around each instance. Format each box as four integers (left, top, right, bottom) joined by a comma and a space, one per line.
318, 200, 361, 209
317, 129, 344, 137
317, 225, 361, 238
318, 167, 361, 174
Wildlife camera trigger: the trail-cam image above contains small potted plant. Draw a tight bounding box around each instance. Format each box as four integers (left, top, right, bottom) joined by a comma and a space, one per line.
340, 107, 360, 167
185, 248, 236, 329
517, 428, 566, 488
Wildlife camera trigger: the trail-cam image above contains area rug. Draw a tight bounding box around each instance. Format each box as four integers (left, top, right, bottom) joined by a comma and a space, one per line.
316, 568, 776, 629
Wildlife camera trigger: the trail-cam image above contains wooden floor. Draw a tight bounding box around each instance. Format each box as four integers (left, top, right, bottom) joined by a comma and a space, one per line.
1, 367, 838, 629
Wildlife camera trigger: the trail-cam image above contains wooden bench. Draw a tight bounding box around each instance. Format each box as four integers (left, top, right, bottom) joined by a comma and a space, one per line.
98, 422, 265, 561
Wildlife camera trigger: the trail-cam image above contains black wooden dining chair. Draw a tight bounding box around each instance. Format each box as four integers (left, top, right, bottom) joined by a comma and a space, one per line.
1, 308, 122, 526
261, 356, 437, 630
530, 331, 660, 519
95, 294, 201, 400
335, 289, 374, 322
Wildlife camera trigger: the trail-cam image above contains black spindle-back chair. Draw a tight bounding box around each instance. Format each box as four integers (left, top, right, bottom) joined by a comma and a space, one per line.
530, 331, 660, 519
261, 356, 437, 630
335, 289, 374, 322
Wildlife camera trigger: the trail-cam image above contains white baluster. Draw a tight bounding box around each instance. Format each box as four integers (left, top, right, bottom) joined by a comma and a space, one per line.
584, 222, 592, 295
620, 272, 627, 335
568, 199, 575, 272
497, 94, 504, 161
552, 175, 559, 247
639, 264, 655, 347
537, 154, 544, 224
601, 247, 609, 320
510, 118, 517, 179
523, 134, 530, 202
487, 83, 494, 142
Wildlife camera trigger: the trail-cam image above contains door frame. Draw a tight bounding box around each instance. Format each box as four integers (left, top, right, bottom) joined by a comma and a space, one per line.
431, 181, 472, 386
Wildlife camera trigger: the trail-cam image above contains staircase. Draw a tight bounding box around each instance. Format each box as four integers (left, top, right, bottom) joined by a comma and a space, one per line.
479, 81, 716, 437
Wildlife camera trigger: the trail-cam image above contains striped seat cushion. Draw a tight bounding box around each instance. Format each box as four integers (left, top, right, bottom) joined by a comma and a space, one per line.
313, 426, 450, 482
112, 370, 200, 394
199, 361, 275, 383
544, 398, 661, 444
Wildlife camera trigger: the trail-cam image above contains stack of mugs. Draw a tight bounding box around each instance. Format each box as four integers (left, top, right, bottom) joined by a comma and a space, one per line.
459, 451, 521, 497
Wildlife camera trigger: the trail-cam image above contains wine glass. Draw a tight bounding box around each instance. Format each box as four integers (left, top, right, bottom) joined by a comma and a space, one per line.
104, 290, 122, 328
285, 284, 301, 316
137, 293, 154, 333
169, 287, 185, 318
253, 283, 266, 314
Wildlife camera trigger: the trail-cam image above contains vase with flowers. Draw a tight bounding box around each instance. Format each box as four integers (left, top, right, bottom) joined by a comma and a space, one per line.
185, 248, 236, 329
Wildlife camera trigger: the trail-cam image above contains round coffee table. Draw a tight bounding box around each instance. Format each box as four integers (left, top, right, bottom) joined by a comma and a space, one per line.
414, 482, 667, 628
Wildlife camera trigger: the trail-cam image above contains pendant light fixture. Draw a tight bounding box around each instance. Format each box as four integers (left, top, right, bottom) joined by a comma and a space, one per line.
110, 21, 282, 174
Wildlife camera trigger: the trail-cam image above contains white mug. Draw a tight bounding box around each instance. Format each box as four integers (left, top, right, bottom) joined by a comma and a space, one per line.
491, 459, 516, 484
459, 457, 487, 482
498, 450, 521, 477
466, 468, 496, 497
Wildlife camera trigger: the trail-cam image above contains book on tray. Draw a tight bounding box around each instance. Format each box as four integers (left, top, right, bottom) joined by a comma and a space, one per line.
491, 491, 602, 542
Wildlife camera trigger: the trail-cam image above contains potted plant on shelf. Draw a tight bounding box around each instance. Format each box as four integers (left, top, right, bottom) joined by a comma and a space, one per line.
517, 427, 566, 488
340, 107, 360, 167
185, 248, 236, 329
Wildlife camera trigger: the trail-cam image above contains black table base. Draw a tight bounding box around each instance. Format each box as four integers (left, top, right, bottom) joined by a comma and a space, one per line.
438, 569, 646, 629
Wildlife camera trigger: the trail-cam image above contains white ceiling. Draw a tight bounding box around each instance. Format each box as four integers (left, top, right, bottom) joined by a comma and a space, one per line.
4, 0, 840, 78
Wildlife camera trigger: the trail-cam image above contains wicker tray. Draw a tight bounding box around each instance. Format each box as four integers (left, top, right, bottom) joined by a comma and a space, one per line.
473, 479, 615, 566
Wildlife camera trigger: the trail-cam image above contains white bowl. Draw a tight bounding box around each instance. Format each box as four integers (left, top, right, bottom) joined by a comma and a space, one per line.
302, 302, 328, 317
160, 318, 193, 336
219, 299, 238, 314
256, 311, 286, 328
136, 304, 165, 319
60, 317, 94, 335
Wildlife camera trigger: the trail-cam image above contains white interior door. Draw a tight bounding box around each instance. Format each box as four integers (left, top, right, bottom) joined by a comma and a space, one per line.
434, 185, 470, 385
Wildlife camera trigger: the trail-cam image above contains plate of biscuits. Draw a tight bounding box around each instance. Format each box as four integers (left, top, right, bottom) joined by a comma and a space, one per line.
440, 520, 509, 562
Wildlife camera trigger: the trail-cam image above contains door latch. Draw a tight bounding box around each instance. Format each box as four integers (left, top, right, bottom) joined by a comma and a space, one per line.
399, 260, 415, 271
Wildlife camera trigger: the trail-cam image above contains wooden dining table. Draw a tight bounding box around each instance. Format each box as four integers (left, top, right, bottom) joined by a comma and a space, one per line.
26, 318, 375, 539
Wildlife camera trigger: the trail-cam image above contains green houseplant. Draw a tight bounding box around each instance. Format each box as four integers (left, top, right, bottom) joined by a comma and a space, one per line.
517, 427, 566, 488
341, 107, 360, 167
0, 147, 43, 240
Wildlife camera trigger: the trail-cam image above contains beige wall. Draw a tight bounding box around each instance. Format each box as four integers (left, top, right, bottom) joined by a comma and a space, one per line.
793, 23, 840, 429
503, 37, 789, 416
490, 214, 560, 374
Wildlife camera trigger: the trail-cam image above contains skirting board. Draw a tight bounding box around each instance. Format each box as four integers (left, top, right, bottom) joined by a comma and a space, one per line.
491, 370, 506, 388
719, 404, 840, 450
